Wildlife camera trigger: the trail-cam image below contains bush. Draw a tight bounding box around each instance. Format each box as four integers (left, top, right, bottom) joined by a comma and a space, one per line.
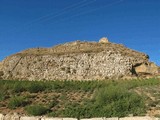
0, 93, 5, 101
93, 85, 146, 117
12, 83, 26, 93
62, 102, 82, 118
48, 100, 59, 109
8, 96, 28, 109
94, 85, 129, 104
60, 85, 145, 118
25, 105, 49, 116
47, 112, 57, 117
26, 83, 46, 93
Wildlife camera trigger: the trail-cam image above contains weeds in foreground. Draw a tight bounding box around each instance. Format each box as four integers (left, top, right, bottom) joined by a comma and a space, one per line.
25, 104, 49, 116
8, 96, 28, 109
0, 78, 159, 117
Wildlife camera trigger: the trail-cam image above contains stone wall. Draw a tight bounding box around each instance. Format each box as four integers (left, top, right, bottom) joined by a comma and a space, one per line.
0, 41, 158, 81
0, 113, 159, 120
1, 51, 141, 80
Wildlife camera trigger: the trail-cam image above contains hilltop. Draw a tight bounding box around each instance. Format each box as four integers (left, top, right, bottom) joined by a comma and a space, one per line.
0, 38, 159, 80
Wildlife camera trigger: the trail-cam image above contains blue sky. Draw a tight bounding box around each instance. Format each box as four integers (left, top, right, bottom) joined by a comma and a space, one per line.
0, 0, 160, 65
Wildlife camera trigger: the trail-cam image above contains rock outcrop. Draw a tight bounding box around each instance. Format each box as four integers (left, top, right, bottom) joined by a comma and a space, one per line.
135, 62, 159, 75
0, 39, 159, 81
99, 37, 109, 43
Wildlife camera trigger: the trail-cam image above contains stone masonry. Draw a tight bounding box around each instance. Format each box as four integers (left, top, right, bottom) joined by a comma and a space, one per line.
0, 39, 159, 81
0, 113, 160, 120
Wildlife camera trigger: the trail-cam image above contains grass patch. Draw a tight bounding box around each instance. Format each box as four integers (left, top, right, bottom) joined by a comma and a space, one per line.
25, 104, 49, 116
0, 92, 5, 101
26, 82, 46, 93
8, 96, 28, 109
0, 78, 160, 117
60, 86, 145, 118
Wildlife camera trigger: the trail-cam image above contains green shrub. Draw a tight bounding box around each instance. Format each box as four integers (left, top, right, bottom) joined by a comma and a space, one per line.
25, 105, 49, 116
48, 100, 59, 109
60, 85, 146, 118
0, 92, 5, 101
12, 83, 26, 93
93, 85, 146, 117
47, 112, 57, 117
94, 85, 127, 104
26, 83, 46, 93
62, 103, 82, 118
8, 96, 28, 109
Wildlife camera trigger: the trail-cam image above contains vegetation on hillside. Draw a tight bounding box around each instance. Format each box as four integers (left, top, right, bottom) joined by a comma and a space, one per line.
14, 41, 147, 60
0, 78, 160, 118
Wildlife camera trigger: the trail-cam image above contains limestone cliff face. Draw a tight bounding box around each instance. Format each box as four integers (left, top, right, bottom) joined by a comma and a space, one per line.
0, 40, 158, 80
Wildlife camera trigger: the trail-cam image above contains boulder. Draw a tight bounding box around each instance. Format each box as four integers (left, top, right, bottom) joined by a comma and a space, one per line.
119, 116, 153, 120
20, 116, 41, 120
81, 118, 104, 120
135, 62, 159, 75
41, 118, 63, 120
4, 113, 20, 120
62, 118, 77, 120
0, 114, 4, 120
105, 118, 119, 120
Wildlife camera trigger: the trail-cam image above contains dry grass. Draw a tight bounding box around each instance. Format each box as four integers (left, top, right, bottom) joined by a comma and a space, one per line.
134, 85, 160, 117
1, 79, 160, 117
12, 41, 148, 61
0, 90, 92, 115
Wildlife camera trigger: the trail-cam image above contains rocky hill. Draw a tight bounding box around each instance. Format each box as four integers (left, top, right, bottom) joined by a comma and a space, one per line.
0, 38, 159, 80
